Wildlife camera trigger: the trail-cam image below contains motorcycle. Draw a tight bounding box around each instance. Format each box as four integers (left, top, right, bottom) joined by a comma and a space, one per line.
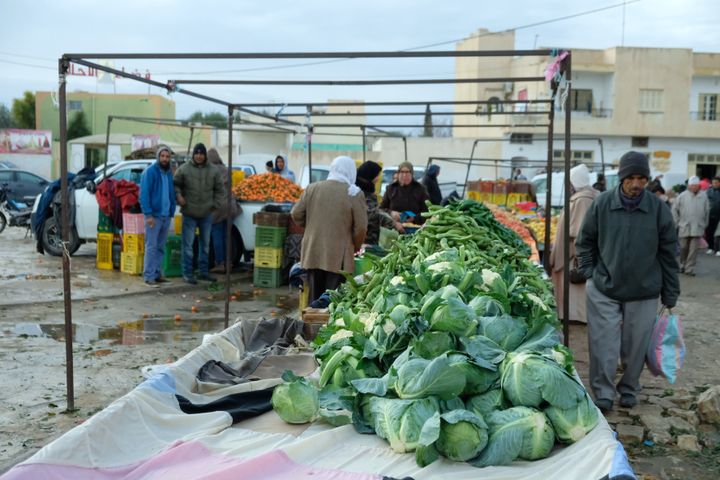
0, 185, 33, 234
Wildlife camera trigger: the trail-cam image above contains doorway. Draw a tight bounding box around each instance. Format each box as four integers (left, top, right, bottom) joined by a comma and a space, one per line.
695, 164, 717, 180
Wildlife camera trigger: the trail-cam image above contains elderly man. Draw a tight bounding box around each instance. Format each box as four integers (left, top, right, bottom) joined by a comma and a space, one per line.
673, 176, 709, 276
576, 151, 680, 412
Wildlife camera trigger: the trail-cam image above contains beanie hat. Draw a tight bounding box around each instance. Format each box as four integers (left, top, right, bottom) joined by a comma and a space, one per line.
688, 176, 700, 186
398, 161, 414, 175
618, 151, 650, 181
192, 143, 207, 157
357, 161, 382, 182
569, 164, 590, 190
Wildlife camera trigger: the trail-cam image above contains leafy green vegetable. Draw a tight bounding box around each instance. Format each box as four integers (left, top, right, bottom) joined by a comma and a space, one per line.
429, 297, 478, 337
370, 396, 440, 453
479, 314, 528, 351
436, 410, 489, 462
466, 389, 510, 418
395, 354, 466, 400
271, 371, 319, 424
472, 406, 555, 467
544, 394, 599, 443
448, 354, 499, 395
412, 331, 455, 359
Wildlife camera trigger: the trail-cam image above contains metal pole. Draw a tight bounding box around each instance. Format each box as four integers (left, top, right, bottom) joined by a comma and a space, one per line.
307, 126, 314, 183
103, 116, 112, 179
544, 91, 556, 274
403, 137, 408, 163
361, 126, 366, 163
224, 107, 234, 329
562, 54, 573, 348
58, 58, 75, 412
187, 126, 195, 159
599, 138, 606, 175
463, 140, 479, 198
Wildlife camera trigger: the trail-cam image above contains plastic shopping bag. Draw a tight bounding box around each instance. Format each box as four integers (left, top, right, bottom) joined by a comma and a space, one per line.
646, 308, 685, 384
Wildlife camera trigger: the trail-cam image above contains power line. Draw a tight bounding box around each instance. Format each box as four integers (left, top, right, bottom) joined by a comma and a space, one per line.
0, 58, 55, 70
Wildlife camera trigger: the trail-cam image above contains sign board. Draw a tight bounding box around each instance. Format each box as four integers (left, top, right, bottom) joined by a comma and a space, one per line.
0, 129, 52, 155
131, 134, 159, 152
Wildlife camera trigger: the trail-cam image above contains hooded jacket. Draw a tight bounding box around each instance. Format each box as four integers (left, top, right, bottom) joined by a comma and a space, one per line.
421, 165, 442, 205
173, 146, 225, 219
273, 155, 296, 183
139, 146, 176, 218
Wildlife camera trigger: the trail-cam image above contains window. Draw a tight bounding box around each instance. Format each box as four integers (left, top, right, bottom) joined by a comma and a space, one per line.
553, 150, 594, 162
510, 133, 533, 144
689, 153, 720, 165
17, 172, 46, 184
632, 137, 649, 148
700, 93, 718, 121
68, 101, 83, 111
639, 89, 664, 112
570, 89, 594, 113
0, 171, 13, 182
110, 166, 146, 184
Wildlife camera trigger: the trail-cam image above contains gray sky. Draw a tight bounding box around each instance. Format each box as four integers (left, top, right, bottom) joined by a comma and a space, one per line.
1, 0, 718, 121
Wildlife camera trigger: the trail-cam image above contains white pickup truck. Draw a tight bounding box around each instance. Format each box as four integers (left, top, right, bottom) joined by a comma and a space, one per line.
33, 159, 262, 264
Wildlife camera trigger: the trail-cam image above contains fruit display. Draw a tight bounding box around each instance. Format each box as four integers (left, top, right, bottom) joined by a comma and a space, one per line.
525, 216, 558, 247
232, 173, 303, 203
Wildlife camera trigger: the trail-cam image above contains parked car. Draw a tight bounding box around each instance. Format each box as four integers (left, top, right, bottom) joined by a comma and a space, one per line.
380, 166, 426, 196
0, 160, 19, 169
32, 160, 253, 263
531, 169, 620, 208
0, 168, 49, 202
298, 165, 331, 189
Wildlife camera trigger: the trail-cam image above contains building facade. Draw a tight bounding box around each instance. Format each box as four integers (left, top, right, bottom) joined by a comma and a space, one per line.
454, 29, 720, 188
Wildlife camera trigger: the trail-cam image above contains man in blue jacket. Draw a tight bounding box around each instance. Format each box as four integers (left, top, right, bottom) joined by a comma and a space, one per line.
576, 151, 680, 412
139, 145, 176, 287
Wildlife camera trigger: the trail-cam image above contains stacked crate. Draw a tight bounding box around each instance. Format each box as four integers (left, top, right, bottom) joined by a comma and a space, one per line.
162, 235, 183, 277
121, 213, 145, 275
253, 212, 288, 287
96, 211, 118, 270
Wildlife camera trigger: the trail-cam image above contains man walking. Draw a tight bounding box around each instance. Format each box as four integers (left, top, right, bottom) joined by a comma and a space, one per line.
139, 145, 176, 287
576, 151, 680, 412
673, 176, 709, 276
174, 143, 225, 284
704, 176, 720, 255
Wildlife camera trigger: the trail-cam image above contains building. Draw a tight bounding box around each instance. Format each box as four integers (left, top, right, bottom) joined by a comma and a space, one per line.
454, 29, 720, 188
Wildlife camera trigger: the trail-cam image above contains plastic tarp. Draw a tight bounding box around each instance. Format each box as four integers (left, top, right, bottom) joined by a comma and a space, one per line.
1, 322, 635, 480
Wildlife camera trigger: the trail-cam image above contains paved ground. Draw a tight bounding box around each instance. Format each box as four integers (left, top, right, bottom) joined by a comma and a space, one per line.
1, 227, 719, 477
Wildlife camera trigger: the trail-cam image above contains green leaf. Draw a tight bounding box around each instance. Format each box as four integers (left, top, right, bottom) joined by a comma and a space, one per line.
460, 335, 506, 370
395, 355, 466, 400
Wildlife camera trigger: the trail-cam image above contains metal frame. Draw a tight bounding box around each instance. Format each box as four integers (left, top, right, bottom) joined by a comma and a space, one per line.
56, 49, 572, 411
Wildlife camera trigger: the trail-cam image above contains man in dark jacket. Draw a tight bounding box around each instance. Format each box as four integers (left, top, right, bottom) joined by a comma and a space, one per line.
380, 161, 430, 225
421, 164, 442, 205
174, 143, 225, 284
576, 151, 680, 412
705, 176, 720, 254
139, 145, 176, 287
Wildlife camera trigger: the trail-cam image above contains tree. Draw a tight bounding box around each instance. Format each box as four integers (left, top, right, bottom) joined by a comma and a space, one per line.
422, 104, 433, 137
0, 103, 15, 128
67, 110, 91, 140
188, 110, 227, 128
11, 91, 35, 129
433, 117, 453, 137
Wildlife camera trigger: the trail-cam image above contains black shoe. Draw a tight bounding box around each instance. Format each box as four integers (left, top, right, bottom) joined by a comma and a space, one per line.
144, 280, 160, 288
155, 277, 171, 283
595, 398, 613, 413
685, 271, 696, 277
198, 273, 217, 282
183, 276, 197, 285
619, 394, 637, 408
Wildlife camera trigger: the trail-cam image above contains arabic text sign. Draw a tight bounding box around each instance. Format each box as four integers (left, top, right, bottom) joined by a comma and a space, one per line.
0, 129, 52, 155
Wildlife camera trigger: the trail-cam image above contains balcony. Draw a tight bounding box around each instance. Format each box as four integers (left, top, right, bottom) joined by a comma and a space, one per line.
555, 108, 614, 118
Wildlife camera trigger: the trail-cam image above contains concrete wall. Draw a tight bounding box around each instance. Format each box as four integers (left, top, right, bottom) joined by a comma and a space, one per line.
0, 153, 52, 178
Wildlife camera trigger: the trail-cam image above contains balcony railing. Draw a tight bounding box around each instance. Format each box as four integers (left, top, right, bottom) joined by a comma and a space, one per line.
555, 108, 613, 118
689, 111, 718, 121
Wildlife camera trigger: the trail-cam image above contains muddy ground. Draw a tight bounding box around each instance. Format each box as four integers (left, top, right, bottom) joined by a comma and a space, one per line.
1, 227, 719, 478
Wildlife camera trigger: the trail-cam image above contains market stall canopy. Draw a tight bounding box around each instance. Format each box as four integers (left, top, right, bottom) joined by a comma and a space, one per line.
68, 133, 184, 151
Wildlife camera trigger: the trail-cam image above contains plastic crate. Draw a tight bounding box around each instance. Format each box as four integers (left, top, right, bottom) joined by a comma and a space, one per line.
255, 226, 287, 248
162, 235, 182, 277
492, 193, 508, 205
97, 211, 117, 233
253, 267, 284, 288
96, 233, 114, 270
123, 233, 145, 254
174, 215, 183, 235
254, 246, 283, 268
122, 213, 145, 234
253, 211, 289, 227
120, 252, 143, 275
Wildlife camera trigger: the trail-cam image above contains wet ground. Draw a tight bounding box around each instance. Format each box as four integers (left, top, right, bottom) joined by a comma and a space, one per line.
1, 227, 719, 477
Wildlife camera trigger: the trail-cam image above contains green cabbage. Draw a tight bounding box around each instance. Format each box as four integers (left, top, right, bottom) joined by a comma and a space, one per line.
436, 410, 489, 462
544, 394, 600, 443
448, 354, 499, 395
370, 396, 439, 453
466, 388, 510, 418
271, 371, 319, 424
394, 354, 466, 400
479, 314, 528, 351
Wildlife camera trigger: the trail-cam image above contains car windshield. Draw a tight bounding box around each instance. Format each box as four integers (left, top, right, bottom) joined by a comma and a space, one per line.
311, 168, 329, 183
383, 168, 424, 184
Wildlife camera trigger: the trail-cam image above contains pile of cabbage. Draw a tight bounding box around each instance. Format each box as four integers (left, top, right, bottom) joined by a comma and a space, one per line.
271, 200, 599, 467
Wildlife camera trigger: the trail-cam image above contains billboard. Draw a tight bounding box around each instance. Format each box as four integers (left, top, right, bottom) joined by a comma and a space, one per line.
0, 129, 52, 155
131, 134, 159, 152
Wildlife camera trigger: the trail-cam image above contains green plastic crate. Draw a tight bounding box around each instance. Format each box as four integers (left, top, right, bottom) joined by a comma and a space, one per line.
255, 226, 287, 248
162, 235, 182, 277
253, 267, 284, 288
97, 210, 117, 233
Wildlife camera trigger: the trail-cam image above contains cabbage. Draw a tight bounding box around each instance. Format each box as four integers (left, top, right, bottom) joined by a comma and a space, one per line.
370, 396, 439, 453
466, 388, 510, 418
544, 394, 600, 443
271, 371, 319, 424
472, 406, 555, 466
479, 314, 528, 351
395, 354, 466, 400
447, 354, 499, 395
501, 351, 585, 409
436, 410, 489, 462
412, 331, 455, 359
429, 297, 478, 337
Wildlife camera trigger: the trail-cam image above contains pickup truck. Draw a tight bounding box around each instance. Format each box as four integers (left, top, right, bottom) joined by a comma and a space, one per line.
33, 160, 259, 265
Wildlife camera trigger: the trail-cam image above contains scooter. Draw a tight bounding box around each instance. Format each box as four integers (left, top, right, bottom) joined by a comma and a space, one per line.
0, 185, 33, 235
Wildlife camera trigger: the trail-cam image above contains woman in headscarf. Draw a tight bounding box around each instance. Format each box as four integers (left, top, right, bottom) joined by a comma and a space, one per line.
291, 156, 368, 302
380, 161, 430, 224
548, 163, 599, 324
421, 164, 442, 205
273, 154, 296, 183
356, 161, 404, 244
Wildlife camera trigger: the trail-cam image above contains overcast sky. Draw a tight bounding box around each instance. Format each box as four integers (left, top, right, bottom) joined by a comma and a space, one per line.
1, 0, 718, 121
